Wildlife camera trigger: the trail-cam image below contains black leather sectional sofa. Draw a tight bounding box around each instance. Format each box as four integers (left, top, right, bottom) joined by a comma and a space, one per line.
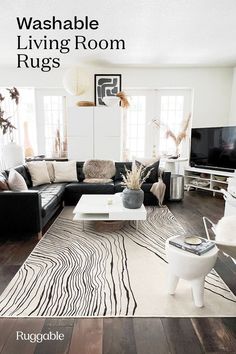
0, 161, 170, 237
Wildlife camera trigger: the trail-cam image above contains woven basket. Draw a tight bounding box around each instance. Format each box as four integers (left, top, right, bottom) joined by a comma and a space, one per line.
77, 101, 95, 107
94, 220, 125, 232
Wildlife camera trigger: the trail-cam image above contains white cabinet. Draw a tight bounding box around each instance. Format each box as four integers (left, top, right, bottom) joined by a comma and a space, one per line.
67, 106, 121, 161
184, 167, 235, 196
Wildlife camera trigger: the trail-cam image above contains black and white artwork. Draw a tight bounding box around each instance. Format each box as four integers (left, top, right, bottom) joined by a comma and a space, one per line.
94, 74, 122, 106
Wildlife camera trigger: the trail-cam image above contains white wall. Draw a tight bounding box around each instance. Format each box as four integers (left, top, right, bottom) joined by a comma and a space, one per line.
229, 67, 236, 125
0, 65, 233, 128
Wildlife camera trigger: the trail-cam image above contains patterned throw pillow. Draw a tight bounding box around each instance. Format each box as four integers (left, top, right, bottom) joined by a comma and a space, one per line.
135, 158, 160, 183
0, 173, 9, 191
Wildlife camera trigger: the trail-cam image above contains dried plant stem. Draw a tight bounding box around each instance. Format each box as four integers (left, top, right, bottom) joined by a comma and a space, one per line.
121, 165, 152, 190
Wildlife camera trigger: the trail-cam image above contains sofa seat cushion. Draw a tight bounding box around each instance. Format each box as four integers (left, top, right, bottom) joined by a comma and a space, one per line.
31, 183, 66, 199
30, 183, 66, 217
65, 182, 114, 194
40, 194, 59, 217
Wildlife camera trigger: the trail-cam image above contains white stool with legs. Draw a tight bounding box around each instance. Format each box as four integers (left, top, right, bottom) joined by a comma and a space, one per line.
165, 236, 218, 307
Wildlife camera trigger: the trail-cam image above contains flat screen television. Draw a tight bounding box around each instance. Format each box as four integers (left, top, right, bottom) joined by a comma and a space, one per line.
190, 126, 236, 172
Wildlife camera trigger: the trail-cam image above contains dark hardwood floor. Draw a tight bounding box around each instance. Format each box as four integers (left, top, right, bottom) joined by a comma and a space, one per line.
0, 191, 235, 354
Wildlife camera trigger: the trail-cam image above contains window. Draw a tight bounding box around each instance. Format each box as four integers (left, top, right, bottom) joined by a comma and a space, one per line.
125, 96, 146, 159
43, 96, 67, 157
0, 87, 37, 156
122, 89, 192, 160
18, 88, 37, 156
159, 95, 185, 155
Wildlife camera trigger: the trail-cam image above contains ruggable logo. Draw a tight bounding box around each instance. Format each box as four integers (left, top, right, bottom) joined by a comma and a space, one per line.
16, 331, 64, 343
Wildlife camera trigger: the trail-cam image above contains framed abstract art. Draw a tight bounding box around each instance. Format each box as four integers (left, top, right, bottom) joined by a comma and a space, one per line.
94, 74, 122, 106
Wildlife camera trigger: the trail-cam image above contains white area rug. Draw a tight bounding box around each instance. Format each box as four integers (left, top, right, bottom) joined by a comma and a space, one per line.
0, 206, 235, 317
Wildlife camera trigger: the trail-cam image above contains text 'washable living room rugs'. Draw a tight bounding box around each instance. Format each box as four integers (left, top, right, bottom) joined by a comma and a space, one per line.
0, 207, 235, 317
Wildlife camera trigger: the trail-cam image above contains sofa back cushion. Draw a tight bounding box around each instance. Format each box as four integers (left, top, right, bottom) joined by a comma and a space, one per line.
14, 165, 32, 187
76, 162, 85, 181
114, 162, 132, 181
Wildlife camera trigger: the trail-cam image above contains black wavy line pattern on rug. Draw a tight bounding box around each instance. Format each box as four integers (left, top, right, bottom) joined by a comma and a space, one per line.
0, 207, 235, 317
124, 207, 236, 303
0, 220, 137, 316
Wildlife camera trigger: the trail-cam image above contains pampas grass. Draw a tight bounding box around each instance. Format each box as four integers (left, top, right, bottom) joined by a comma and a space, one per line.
121, 164, 151, 190
165, 113, 191, 147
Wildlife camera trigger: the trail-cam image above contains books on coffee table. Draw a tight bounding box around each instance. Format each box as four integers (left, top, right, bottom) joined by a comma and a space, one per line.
169, 235, 215, 256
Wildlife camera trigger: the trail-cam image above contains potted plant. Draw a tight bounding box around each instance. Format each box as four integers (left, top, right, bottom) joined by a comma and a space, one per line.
121, 164, 151, 209
0, 87, 19, 138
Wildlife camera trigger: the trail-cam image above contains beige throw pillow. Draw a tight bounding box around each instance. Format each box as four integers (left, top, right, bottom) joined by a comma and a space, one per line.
27, 161, 51, 186
46, 161, 55, 182
8, 170, 28, 191
53, 161, 78, 182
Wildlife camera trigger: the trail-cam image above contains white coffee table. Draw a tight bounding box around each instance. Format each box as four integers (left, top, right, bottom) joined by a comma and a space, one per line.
73, 194, 147, 230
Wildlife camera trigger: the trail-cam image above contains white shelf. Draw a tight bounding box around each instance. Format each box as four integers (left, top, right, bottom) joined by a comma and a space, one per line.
185, 167, 235, 196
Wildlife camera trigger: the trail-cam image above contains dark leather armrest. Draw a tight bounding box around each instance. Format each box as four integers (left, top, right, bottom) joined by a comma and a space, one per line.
0, 190, 42, 234
162, 171, 171, 200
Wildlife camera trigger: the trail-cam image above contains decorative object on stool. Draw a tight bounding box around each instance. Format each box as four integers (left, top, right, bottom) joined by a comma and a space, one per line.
121, 164, 150, 209
94, 74, 122, 106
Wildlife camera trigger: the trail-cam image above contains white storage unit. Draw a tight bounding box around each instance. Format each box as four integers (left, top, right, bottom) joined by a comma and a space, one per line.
223, 177, 236, 216
184, 167, 235, 196
224, 193, 236, 216
67, 106, 122, 161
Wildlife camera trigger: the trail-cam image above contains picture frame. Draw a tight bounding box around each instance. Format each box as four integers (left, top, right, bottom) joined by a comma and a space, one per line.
94, 74, 122, 106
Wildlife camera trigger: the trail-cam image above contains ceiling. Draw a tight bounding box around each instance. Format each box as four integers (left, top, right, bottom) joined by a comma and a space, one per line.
1, 0, 236, 68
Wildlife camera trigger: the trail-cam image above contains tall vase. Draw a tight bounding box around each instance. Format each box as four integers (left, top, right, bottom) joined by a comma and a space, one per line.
1, 142, 25, 169
175, 145, 180, 158
122, 188, 144, 209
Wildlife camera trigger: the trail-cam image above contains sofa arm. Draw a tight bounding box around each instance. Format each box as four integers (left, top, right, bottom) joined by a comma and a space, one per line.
162, 171, 171, 200
0, 190, 42, 235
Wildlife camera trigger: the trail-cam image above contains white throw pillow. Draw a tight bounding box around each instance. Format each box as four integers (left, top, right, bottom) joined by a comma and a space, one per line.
8, 169, 28, 191
53, 161, 78, 182
27, 161, 51, 186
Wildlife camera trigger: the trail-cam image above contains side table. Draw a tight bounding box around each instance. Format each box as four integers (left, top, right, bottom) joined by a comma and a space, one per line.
165, 235, 218, 307
162, 157, 188, 175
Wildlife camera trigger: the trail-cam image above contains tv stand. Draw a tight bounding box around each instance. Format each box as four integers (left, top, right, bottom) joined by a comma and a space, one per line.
185, 167, 235, 196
